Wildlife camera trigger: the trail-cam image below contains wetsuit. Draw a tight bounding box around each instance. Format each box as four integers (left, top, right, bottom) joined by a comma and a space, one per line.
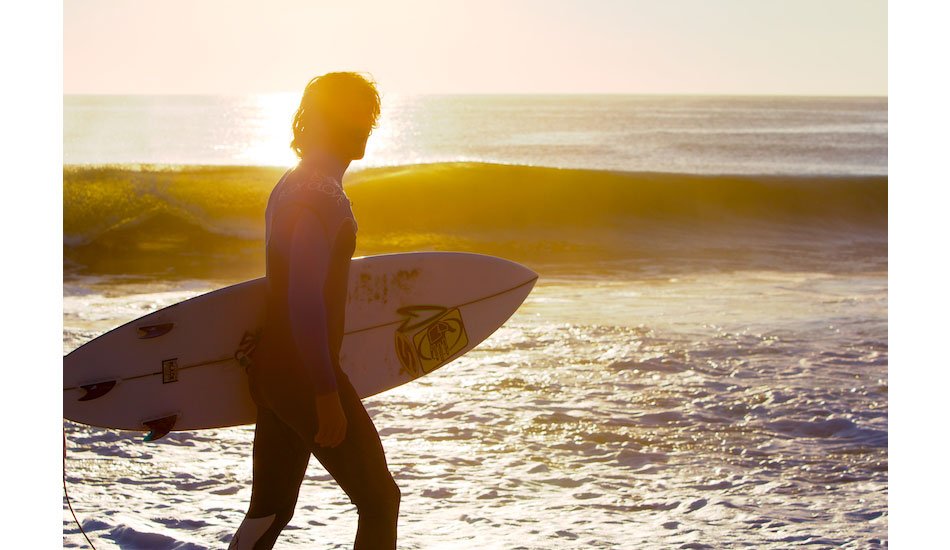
230, 166, 399, 550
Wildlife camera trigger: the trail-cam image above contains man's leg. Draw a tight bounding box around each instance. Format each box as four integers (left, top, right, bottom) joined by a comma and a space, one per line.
230, 406, 311, 550
311, 374, 401, 550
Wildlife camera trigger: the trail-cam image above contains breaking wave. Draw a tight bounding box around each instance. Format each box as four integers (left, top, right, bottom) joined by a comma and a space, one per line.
64, 163, 887, 279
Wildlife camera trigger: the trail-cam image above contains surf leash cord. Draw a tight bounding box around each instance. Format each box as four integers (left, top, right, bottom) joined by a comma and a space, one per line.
64, 428, 97, 549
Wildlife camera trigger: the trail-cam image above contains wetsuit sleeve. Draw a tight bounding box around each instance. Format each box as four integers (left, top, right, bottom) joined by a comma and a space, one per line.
287, 208, 338, 395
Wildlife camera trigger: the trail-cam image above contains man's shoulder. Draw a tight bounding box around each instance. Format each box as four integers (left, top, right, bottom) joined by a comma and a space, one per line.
276, 169, 349, 209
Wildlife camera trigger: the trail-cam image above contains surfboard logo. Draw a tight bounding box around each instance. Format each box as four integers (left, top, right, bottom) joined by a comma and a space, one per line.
395, 305, 468, 377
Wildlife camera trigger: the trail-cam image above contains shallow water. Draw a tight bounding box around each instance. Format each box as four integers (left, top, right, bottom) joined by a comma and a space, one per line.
64, 270, 887, 549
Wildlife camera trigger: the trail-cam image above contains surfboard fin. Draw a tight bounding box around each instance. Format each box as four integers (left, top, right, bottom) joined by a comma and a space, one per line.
78, 380, 117, 401
143, 414, 178, 442
137, 323, 174, 339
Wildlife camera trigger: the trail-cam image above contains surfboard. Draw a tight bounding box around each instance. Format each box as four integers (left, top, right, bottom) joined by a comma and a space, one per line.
63, 252, 537, 441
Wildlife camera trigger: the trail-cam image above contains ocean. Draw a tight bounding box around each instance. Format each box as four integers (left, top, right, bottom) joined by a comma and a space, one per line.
63, 94, 888, 549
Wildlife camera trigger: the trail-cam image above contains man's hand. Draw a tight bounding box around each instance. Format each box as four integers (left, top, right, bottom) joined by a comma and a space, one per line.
314, 391, 347, 448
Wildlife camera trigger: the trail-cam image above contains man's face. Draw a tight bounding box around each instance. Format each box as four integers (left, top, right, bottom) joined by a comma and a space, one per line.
328, 104, 375, 161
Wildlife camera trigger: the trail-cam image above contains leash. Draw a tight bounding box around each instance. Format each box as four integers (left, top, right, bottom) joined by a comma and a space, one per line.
63, 427, 97, 549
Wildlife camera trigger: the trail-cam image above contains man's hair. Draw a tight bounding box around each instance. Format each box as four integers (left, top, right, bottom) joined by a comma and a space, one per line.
291, 72, 381, 160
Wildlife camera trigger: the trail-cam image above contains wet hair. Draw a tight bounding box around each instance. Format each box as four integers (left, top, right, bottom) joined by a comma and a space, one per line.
291, 72, 381, 160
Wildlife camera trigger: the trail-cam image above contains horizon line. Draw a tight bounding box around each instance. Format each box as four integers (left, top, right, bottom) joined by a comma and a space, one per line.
63, 91, 889, 98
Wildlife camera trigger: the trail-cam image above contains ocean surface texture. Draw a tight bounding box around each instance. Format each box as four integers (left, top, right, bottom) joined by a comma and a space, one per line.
64, 95, 887, 549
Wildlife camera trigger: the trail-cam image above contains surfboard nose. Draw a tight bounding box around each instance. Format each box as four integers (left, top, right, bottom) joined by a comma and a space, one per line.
464, 252, 538, 281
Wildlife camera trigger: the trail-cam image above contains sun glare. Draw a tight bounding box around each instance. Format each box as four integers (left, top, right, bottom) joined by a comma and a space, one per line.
237, 93, 299, 167
236, 92, 400, 168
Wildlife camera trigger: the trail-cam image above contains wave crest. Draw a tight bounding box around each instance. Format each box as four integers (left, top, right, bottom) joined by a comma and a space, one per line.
64, 163, 887, 278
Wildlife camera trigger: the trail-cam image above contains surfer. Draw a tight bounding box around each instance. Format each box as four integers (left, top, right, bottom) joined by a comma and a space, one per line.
230, 73, 399, 549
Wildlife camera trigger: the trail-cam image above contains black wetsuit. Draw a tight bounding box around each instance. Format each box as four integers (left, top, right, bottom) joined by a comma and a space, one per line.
229, 166, 399, 550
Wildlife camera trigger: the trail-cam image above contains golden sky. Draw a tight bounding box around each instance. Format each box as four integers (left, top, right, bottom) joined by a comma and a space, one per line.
65, 0, 886, 95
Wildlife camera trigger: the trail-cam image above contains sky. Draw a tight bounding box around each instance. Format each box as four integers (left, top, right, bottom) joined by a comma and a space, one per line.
64, 0, 887, 95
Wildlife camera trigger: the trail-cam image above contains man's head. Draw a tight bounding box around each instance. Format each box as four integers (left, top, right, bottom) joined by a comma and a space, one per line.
291, 72, 381, 163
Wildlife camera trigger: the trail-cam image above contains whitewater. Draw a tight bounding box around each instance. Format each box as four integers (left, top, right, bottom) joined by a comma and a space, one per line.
64, 95, 887, 549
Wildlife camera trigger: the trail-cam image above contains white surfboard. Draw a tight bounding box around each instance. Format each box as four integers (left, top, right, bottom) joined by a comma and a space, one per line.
63, 252, 537, 440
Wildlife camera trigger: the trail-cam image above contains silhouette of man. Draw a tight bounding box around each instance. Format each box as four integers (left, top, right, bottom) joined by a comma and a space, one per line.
230, 72, 399, 549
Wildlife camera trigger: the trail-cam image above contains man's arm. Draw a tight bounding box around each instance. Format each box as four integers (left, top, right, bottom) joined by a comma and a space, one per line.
286, 207, 347, 447
287, 207, 338, 395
